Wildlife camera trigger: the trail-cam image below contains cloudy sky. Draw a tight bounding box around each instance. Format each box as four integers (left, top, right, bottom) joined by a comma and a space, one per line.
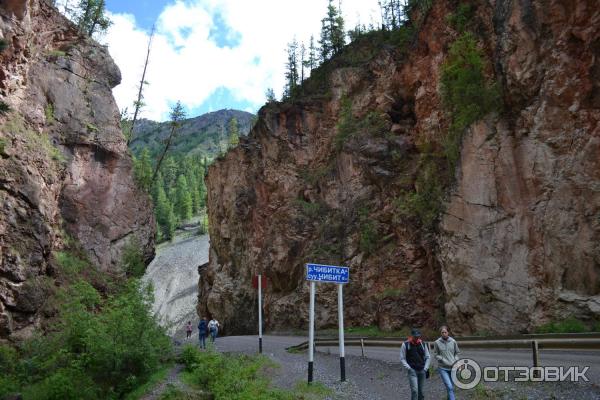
97, 0, 381, 121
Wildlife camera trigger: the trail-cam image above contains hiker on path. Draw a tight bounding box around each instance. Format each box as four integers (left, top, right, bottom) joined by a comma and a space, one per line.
400, 328, 431, 400
186, 321, 193, 339
198, 318, 208, 349
208, 318, 220, 342
434, 325, 461, 400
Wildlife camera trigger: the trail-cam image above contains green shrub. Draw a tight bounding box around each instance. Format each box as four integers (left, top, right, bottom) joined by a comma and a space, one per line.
358, 206, 378, 255
47, 49, 66, 58
0, 138, 6, 155
0, 38, 8, 53
295, 198, 324, 219
446, 3, 475, 33
440, 32, 501, 168
335, 97, 390, 150
54, 251, 89, 277
395, 156, 445, 230
0, 101, 10, 115
121, 241, 146, 278
535, 317, 588, 334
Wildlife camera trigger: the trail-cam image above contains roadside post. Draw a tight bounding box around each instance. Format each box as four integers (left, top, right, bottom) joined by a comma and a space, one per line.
252, 275, 267, 354
306, 263, 350, 383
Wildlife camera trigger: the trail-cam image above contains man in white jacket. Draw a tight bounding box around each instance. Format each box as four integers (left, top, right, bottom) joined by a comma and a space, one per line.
400, 328, 431, 400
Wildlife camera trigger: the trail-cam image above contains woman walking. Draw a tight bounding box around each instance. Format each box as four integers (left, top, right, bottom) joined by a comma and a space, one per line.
434, 325, 461, 400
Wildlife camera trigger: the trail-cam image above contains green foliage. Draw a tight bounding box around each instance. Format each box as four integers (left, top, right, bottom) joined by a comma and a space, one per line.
0, 38, 8, 53
395, 155, 444, 230
227, 117, 240, 148
156, 185, 177, 241
440, 32, 501, 168
0, 138, 7, 155
71, 0, 112, 37
121, 240, 146, 278
534, 317, 588, 334
182, 347, 295, 400
0, 101, 10, 115
335, 97, 390, 150
47, 50, 66, 58
446, 3, 475, 33
54, 251, 89, 277
295, 198, 324, 219
175, 175, 193, 221
44, 103, 55, 123
358, 206, 378, 255
86, 122, 99, 132
1, 278, 171, 400
133, 148, 153, 192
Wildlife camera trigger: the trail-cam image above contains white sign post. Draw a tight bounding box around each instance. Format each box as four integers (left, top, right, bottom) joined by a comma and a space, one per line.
258, 274, 263, 354
306, 263, 349, 383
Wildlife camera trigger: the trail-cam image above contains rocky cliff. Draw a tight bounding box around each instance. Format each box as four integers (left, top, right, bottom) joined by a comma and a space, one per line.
0, 0, 155, 340
199, 0, 600, 335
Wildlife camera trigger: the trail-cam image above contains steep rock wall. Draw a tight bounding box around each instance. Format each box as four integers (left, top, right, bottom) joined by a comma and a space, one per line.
0, 0, 155, 340
200, 0, 600, 335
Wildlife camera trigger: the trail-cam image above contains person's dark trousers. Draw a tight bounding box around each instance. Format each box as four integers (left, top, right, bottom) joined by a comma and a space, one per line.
199, 333, 206, 349
407, 369, 426, 400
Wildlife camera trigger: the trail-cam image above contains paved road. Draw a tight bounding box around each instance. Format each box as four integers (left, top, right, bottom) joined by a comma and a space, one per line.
211, 334, 600, 400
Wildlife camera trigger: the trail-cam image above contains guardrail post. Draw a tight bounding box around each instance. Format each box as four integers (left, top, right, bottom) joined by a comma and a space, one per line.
360, 338, 365, 357
531, 340, 540, 378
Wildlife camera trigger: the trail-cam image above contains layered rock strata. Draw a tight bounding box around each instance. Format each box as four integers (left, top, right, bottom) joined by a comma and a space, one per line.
200, 0, 600, 335
0, 0, 155, 340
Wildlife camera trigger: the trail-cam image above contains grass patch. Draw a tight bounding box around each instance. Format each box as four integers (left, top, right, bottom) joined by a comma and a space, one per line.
376, 287, 407, 299
534, 317, 591, 334
180, 346, 331, 400
123, 364, 172, 400
86, 122, 99, 132
0, 138, 7, 155
358, 206, 379, 255
44, 103, 55, 123
47, 49, 66, 58
295, 198, 325, 219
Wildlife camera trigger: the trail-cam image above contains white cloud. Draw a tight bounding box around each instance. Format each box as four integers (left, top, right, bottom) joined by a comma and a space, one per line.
106, 0, 381, 121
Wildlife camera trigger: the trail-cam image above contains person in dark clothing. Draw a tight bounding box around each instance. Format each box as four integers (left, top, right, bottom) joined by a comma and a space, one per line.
198, 318, 208, 349
400, 328, 431, 400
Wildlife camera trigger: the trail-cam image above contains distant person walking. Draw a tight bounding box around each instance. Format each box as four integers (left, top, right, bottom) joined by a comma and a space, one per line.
198, 318, 208, 349
434, 325, 461, 400
208, 318, 220, 342
400, 328, 431, 400
186, 321, 193, 339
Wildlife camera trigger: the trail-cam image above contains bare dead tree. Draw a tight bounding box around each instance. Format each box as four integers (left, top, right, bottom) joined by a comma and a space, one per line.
127, 24, 155, 145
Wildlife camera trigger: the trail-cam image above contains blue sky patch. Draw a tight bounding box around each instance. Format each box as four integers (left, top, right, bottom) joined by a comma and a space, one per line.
208, 12, 242, 48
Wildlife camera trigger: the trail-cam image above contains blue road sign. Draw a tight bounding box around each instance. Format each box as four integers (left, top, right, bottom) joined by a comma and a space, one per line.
306, 263, 349, 284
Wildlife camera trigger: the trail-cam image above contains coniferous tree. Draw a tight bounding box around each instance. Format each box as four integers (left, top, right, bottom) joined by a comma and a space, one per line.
299, 42, 306, 83
283, 39, 299, 99
305, 35, 318, 72
228, 117, 240, 148
152, 101, 185, 182
133, 148, 153, 191
319, 0, 345, 61
265, 88, 276, 103
156, 185, 176, 240
128, 25, 155, 145
161, 157, 178, 189
175, 175, 193, 221
71, 0, 111, 37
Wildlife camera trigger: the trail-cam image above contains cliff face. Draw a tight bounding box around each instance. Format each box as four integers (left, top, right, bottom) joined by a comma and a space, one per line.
0, 0, 155, 340
200, 0, 600, 335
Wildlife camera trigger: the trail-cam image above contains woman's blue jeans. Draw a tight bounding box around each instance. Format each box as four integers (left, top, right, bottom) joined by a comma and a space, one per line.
438, 368, 456, 400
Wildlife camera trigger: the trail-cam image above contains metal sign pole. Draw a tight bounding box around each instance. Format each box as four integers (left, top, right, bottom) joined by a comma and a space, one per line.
258, 274, 263, 354
308, 280, 316, 383
338, 283, 346, 382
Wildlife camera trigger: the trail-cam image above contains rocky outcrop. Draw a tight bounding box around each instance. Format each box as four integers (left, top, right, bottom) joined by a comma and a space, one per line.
0, 0, 155, 340
199, 0, 599, 335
